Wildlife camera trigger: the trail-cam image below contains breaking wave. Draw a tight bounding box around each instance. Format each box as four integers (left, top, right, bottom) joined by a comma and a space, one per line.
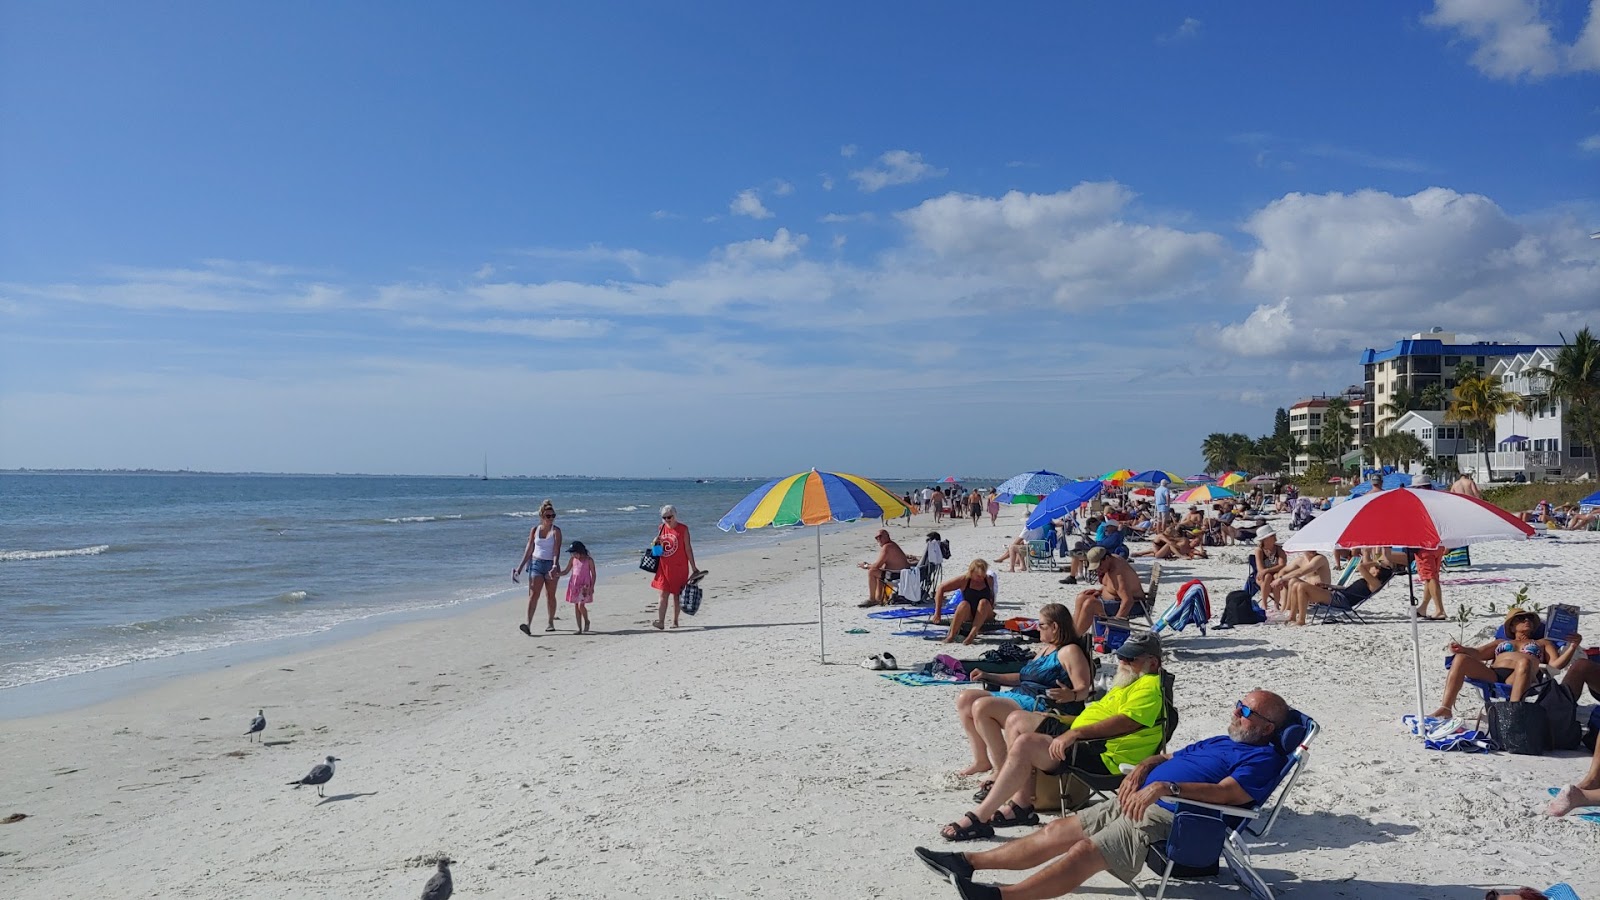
0, 545, 112, 562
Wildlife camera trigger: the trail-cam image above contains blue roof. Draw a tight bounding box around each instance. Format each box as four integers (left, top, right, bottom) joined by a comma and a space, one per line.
1359, 339, 1555, 365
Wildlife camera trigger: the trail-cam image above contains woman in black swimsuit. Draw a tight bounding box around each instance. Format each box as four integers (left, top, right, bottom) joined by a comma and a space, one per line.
936, 559, 996, 645
1284, 553, 1393, 626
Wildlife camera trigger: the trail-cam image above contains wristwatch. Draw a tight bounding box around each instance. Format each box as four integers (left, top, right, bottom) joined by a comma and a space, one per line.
1165, 782, 1181, 797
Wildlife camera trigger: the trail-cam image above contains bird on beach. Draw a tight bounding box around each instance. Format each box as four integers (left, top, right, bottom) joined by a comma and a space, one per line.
245, 709, 266, 742
421, 858, 453, 900
287, 756, 339, 797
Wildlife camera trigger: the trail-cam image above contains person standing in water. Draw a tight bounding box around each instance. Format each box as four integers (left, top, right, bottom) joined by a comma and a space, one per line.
650, 504, 701, 630
512, 499, 563, 634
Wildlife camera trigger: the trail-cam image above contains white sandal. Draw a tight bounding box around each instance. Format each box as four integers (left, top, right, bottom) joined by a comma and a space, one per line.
861, 654, 886, 670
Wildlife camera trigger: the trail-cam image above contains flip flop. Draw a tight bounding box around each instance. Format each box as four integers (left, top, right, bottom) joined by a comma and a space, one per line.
518, 623, 531, 636
881, 652, 898, 670
689, 570, 709, 584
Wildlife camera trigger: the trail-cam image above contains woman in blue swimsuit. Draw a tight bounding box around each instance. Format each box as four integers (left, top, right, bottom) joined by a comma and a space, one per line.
951, 603, 1093, 789
1433, 608, 1583, 717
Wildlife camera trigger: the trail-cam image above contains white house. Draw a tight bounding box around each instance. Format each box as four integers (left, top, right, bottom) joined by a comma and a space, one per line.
1388, 410, 1471, 476
1485, 349, 1595, 480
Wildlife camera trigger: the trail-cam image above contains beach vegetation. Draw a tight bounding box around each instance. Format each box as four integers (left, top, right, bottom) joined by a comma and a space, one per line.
1419, 381, 1447, 410
1453, 603, 1474, 643
1480, 482, 1597, 514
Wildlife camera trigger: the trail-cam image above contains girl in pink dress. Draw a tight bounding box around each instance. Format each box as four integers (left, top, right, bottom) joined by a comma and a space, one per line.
558, 541, 596, 634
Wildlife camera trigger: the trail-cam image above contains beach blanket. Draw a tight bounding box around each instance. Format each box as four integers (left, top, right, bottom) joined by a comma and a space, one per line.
868, 602, 958, 620
880, 671, 963, 687
1547, 789, 1600, 825
1402, 714, 1498, 752
1442, 546, 1471, 569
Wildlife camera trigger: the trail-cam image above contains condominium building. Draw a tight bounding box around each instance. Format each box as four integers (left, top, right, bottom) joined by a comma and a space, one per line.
1482, 348, 1596, 480
1286, 386, 1363, 474
1358, 328, 1555, 442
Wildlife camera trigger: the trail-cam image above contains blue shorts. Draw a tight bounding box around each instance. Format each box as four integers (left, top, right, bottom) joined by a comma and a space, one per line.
528, 558, 555, 577
995, 690, 1049, 712
1102, 598, 1146, 618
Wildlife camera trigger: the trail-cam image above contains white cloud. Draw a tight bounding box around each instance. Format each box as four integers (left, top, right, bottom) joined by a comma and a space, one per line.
402, 316, 613, 339
832, 234, 847, 250
850, 150, 947, 192
1581, 134, 1600, 152
718, 228, 808, 263
1158, 16, 1202, 43
1423, 0, 1600, 79
474, 264, 495, 280
820, 174, 835, 191
840, 144, 858, 158
1212, 187, 1600, 356
773, 180, 795, 196
730, 188, 773, 219
819, 212, 874, 223
650, 209, 681, 220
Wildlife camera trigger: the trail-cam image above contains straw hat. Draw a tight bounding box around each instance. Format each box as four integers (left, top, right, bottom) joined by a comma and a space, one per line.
1504, 608, 1540, 631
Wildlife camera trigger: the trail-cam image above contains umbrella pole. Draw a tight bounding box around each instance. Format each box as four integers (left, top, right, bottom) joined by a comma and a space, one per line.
812, 522, 825, 662
1407, 549, 1426, 742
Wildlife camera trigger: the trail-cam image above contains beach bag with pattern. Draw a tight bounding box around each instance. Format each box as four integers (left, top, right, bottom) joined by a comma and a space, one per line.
680, 581, 702, 616
638, 548, 659, 573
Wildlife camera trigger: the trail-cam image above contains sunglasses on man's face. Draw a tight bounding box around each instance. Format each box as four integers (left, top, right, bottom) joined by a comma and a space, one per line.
1235, 700, 1278, 726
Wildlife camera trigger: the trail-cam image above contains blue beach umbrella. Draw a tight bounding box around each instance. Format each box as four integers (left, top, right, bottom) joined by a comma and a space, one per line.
1129, 469, 1185, 485
1348, 472, 1413, 497
1026, 480, 1105, 529
995, 469, 1072, 505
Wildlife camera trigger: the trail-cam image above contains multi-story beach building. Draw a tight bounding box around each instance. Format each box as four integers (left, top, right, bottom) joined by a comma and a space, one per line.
1358, 328, 1555, 443
1386, 410, 1472, 476
1482, 348, 1596, 481
1286, 386, 1364, 474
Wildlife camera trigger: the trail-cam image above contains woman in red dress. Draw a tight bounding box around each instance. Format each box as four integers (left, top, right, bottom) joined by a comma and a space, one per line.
651, 504, 701, 629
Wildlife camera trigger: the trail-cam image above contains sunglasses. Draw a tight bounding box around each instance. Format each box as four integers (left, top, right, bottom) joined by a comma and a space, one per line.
1235, 700, 1279, 726
662, 515, 674, 520
542, 513, 555, 519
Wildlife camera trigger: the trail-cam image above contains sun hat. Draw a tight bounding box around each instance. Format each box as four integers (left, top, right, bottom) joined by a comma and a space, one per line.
1115, 631, 1164, 660
1256, 526, 1276, 541
1085, 546, 1108, 565
1412, 476, 1433, 489
1504, 608, 1540, 630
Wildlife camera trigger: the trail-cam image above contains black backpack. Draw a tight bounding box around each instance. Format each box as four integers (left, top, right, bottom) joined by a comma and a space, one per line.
1488, 701, 1548, 755
940, 539, 952, 559
1219, 589, 1264, 626
1536, 684, 1583, 751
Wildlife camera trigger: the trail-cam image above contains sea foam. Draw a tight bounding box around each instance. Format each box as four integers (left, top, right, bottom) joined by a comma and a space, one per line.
0, 545, 112, 562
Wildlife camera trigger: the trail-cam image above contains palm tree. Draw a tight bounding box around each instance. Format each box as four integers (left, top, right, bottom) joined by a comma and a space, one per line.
1419, 381, 1447, 410
1448, 370, 1518, 481
1532, 327, 1600, 478
1387, 431, 1430, 470
1323, 397, 1355, 458
1201, 432, 1252, 474
1379, 385, 1415, 434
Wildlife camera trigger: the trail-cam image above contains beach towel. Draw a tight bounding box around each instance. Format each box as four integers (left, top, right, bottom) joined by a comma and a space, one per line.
1443, 546, 1471, 569
1402, 714, 1498, 752
879, 671, 963, 686
1153, 579, 1210, 635
1546, 789, 1600, 825
867, 602, 958, 620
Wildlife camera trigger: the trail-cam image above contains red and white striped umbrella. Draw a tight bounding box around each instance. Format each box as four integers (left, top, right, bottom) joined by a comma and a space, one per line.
1282, 487, 1533, 552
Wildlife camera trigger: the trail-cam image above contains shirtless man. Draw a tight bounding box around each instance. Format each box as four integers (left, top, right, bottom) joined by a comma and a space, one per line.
1264, 550, 1331, 610
859, 529, 913, 607
1448, 471, 1481, 499
1071, 547, 1148, 635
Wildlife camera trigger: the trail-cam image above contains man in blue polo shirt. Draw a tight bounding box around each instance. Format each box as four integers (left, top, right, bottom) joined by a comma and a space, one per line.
1152, 479, 1171, 529
915, 690, 1294, 899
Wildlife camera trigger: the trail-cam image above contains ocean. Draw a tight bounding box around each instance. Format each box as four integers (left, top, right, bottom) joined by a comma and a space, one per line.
0, 473, 931, 698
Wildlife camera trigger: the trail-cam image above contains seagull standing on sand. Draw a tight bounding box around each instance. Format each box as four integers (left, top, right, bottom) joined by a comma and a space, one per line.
245, 709, 266, 742
421, 858, 453, 900
287, 756, 339, 797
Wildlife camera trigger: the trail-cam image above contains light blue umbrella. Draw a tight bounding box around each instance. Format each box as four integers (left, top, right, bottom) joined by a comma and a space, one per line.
1348, 472, 1413, 497
1026, 480, 1105, 529
995, 469, 1073, 505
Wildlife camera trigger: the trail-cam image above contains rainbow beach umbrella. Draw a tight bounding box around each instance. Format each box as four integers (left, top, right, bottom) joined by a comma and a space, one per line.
1099, 468, 1135, 484
1219, 472, 1248, 487
1129, 469, 1185, 485
1176, 484, 1236, 502
718, 469, 908, 663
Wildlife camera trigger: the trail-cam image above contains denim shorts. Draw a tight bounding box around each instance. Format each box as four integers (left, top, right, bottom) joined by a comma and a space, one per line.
528, 558, 554, 577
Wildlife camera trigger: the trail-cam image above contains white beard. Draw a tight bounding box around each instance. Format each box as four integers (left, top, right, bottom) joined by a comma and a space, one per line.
1111, 663, 1143, 690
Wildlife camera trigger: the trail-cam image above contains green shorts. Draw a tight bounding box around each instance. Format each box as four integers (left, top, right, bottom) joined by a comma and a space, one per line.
1075, 797, 1175, 883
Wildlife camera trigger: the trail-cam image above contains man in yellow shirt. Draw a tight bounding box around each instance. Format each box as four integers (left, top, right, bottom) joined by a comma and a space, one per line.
938, 632, 1169, 841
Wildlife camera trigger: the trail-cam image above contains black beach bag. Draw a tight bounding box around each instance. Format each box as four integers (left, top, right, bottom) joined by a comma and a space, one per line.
1536, 684, 1582, 751
1487, 701, 1548, 756
639, 548, 659, 573
1219, 589, 1264, 627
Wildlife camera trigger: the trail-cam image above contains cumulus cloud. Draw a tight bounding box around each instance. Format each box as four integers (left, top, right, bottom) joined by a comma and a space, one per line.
1423, 0, 1600, 79
402, 316, 613, 339
820, 173, 835, 191
718, 228, 808, 263
1581, 134, 1600, 152
773, 180, 795, 196
895, 183, 1226, 307
1212, 187, 1600, 357
730, 189, 773, 219
840, 144, 858, 158
851, 150, 947, 192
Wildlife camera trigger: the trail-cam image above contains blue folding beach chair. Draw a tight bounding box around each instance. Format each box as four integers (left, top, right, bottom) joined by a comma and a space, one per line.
1127, 710, 1320, 900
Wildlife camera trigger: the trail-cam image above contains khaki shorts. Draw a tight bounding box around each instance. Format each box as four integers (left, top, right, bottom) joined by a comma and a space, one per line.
1075, 797, 1175, 883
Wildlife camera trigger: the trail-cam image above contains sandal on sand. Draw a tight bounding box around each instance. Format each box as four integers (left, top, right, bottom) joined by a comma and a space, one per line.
990, 802, 1039, 828
940, 812, 995, 842
518, 623, 532, 636
861, 655, 886, 670
545, 624, 556, 632
881, 652, 898, 670
971, 780, 995, 803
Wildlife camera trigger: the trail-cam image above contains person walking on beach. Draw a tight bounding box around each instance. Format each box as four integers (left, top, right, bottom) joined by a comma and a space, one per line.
968, 489, 983, 527
933, 488, 946, 524
513, 499, 563, 634
986, 489, 1000, 526
556, 541, 596, 634
650, 505, 700, 630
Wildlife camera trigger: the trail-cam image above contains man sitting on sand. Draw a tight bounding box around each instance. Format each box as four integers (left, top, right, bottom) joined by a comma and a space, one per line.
1070, 548, 1146, 636
858, 529, 913, 607
916, 689, 1296, 900
935, 632, 1169, 841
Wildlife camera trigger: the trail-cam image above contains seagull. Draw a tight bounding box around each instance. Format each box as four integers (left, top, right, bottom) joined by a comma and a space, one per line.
245, 710, 266, 742
421, 858, 453, 900
287, 756, 339, 797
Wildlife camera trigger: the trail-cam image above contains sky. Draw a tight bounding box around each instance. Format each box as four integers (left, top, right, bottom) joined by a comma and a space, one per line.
1, 0, 1597, 478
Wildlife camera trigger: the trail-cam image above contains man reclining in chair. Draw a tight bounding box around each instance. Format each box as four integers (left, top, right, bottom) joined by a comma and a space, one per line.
916, 689, 1295, 900
935, 633, 1167, 841
1069, 547, 1146, 637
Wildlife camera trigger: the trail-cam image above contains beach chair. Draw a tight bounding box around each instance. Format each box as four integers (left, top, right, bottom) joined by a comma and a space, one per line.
1127, 709, 1320, 900
1051, 670, 1179, 812
1026, 540, 1057, 571
1242, 555, 1260, 600
1452, 619, 1565, 710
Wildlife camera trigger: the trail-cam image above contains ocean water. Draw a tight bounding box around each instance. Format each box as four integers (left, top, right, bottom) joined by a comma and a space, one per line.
0, 473, 928, 695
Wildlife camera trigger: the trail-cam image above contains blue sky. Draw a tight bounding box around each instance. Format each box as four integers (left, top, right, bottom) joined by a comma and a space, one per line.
2, 1, 1597, 477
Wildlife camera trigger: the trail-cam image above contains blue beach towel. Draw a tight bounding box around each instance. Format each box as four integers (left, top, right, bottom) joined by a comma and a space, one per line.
1546, 789, 1600, 825
880, 671, 963, 687
1402, 714, 1498, 752
867, 602, 958, 620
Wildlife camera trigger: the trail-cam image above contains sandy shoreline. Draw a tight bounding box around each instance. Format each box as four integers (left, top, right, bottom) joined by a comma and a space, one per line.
2, 510, 1596, 898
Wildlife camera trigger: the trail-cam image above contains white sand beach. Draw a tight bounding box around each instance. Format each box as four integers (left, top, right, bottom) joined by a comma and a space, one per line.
2, 510, 1596, 899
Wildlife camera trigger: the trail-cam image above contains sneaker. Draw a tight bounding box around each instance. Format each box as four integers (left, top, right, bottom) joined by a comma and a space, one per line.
912, 847, 974, 881
881, 652, 898, 670
860, 655, 885, 670
1058, 576, 1077, 585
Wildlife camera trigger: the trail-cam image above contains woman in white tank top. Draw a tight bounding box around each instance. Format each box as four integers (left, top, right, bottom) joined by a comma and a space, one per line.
513, 498, 564, 634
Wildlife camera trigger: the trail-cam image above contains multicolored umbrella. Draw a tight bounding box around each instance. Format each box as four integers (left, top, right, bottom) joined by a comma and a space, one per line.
1219, 472, 1248, 487
995, 469, 1072, 505
1186, 474, 1216, 483
1176, 484, 1236, 502
1099, 468, 1135, 484
939, 475, 961, 483
718, 469, 908, 663
1129, 469, 1184, 485
1283, 488, 1534, 742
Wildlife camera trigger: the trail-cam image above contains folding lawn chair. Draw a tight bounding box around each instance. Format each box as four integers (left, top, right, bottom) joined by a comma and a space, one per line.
1025, 540, 1057, 571
1051, 670, 1178, 812
1127, 709, 1320, 900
